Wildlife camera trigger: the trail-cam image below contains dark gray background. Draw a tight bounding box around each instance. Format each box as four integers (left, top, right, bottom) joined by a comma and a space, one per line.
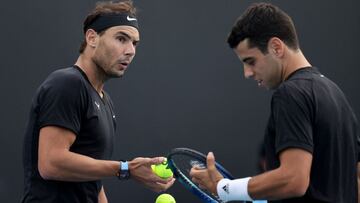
0, 0, 359, 202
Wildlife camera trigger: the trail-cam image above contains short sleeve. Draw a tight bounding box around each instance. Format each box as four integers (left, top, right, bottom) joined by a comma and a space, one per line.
272, 84, 314, 154
37, 73, 86, 135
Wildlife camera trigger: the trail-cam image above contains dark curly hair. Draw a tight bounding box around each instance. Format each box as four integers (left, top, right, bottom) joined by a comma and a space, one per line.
227, 3, 299, 54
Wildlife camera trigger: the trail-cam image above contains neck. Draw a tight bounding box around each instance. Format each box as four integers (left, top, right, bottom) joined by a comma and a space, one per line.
75, 53, 106, 97
282, 49, 311, 81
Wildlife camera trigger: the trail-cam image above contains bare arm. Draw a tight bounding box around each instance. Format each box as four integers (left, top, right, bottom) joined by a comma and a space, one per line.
98, 186, 108, 203
190, 148, 312, 201
38, 126, 175, 192
248, 148, 312, 200
38, 126, 120, 181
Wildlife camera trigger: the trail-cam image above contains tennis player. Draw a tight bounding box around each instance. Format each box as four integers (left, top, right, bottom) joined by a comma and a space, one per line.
21, 1, 174, 202
190, 3, 359, 203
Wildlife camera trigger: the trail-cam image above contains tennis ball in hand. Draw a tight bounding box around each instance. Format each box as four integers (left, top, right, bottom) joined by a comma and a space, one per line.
155, 193, 176, 203
151, 158, 173, 179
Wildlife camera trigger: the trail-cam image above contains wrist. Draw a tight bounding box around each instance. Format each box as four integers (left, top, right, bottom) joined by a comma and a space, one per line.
217, 177, 253, 202
117, 160, 130, 180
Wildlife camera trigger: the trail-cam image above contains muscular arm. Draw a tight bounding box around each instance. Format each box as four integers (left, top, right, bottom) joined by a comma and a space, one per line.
38, 126, 175, 192
191, 148, 312, 201
38, 126, 120, 181
248, 148, 312, 200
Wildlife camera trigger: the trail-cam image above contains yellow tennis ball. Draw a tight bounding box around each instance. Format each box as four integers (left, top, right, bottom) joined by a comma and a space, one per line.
151, 158, 173, 179
155, 193, 176, 203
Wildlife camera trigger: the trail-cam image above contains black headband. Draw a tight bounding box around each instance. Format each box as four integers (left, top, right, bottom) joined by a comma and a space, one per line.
84, 13, 139, 33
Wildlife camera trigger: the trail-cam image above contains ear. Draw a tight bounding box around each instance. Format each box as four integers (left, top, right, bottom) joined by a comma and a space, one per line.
85, 29, 98, 48
268, 37, 285, 57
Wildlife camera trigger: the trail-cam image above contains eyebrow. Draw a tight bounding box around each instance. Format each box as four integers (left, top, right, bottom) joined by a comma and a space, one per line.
116, 31, 140, 43
242, 57, 253, 64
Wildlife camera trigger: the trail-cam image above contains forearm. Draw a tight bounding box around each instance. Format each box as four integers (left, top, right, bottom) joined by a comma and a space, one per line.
39, 149, 119, 181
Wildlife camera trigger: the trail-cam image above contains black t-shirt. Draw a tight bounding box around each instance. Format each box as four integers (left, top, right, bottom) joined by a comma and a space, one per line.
22, 66, 116, 203
265, 67, 359, 203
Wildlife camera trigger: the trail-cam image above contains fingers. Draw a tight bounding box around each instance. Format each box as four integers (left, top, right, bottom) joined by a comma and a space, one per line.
190, 163, 209, 182
192, 165, 205, 170
151, 174, 173, 184
132, 157, 166, 167
148, 157, 166, 165
147, 178, 176, 193
198, 183, 207, 190
192, 176, 206, 190
191, 176, 202, 185
136, 173, 174, 192
162, 177, 176, 190
191, 170, 214, 193
189, 166, 201, 177
190, 168, 210, 187
130, 156, 176, 192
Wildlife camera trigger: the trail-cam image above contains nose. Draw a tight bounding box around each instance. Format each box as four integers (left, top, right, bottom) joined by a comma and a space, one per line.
243, 65, 254, 79
124, 41, 136, 57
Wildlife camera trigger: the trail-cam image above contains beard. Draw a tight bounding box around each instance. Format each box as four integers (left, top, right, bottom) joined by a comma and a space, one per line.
92, 56, 125, 80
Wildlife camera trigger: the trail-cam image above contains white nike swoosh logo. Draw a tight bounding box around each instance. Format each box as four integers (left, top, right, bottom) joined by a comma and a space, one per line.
127, 16, 137, 21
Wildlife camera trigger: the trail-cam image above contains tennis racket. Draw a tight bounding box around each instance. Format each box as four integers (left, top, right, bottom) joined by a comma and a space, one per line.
167, 147, 245, 203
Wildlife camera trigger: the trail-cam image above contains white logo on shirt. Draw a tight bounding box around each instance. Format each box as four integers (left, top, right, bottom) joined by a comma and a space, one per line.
94, 101, 100, 110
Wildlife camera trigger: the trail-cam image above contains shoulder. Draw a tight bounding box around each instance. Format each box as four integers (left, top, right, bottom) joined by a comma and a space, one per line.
37, 67, 89, 100
273, 80, 306, 102
44, 67, 85, 88
273, 68, 319, 100
41, 67, 89, 93
271, 69, 319, 117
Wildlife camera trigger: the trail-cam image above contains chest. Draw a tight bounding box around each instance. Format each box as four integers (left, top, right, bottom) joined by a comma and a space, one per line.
71, 91, 117, 159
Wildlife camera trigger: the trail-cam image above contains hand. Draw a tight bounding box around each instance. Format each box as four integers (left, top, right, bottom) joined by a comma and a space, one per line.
128, 157, 175, 192
190, 152, 224, 195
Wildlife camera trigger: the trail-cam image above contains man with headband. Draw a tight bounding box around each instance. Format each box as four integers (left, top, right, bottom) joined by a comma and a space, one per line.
21, 1, 174, 202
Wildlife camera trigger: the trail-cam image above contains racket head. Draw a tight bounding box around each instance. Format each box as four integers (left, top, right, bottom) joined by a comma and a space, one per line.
167, 148, 235, 203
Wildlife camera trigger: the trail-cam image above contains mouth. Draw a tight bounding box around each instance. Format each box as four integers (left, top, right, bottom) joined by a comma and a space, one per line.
256, 80, 263, 87
118, 62, 129, 70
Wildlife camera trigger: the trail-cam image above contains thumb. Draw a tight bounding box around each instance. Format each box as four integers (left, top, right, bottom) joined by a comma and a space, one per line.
207, 152, 223, 194
206, 152, 216, 171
